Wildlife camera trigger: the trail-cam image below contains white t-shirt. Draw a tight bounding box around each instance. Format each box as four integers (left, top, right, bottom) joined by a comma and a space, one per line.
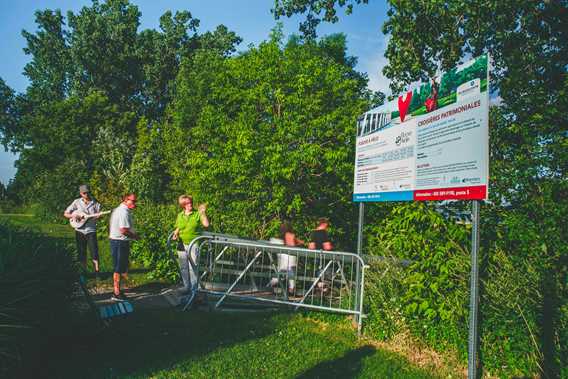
109, 203, 135, 240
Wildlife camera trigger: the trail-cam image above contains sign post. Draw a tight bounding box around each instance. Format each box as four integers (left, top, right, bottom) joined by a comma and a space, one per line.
468, 200, 481, 378
352, 55, 490, 378
354, 202, 365, 325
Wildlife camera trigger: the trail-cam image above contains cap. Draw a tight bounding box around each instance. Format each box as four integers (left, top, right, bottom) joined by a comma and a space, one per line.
79, 184, 90, 193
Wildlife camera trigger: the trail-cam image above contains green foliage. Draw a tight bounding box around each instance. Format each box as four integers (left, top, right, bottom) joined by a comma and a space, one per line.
129, 202, 179, 282
9, 91, 136, 217
363, 202, 560, 377
163, 34, 369, 246
1, 0, 243, 213
125, 119, 170, 203
281, 1, 567, 376
273, 0, 370, 39
365, 204, 470, 348
0, 220, 79, 377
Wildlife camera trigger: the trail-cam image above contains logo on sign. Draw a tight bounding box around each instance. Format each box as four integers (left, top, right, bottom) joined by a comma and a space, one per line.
462, 177, 481, 184
395, 131, 412, 146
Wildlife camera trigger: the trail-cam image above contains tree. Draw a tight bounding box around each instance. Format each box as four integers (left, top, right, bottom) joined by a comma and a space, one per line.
163, 33, 371, 246
0, 79, 17, 150
21, 9, 71, 103
3, 0, 243, 211
11, 91, 136, 211
273, 0, 369, 39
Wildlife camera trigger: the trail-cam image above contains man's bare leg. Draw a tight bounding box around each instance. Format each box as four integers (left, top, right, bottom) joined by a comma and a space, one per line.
113, 272, 121, 295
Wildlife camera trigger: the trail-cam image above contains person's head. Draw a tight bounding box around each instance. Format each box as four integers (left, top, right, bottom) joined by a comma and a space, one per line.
79, 184, 91, 201
279, 221, 292, 239
317, 217, 329, 229
122, 193, 137, 209
178, 195, 193, 211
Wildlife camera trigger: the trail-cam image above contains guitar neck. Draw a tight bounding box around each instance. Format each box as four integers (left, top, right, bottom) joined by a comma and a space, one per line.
85, 211, 111, 220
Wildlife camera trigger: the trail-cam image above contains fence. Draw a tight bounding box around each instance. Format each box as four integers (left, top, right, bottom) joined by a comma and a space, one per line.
167, 232, 368, 333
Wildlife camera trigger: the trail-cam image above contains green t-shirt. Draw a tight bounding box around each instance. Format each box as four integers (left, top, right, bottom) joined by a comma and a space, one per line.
175, 211, 202, 244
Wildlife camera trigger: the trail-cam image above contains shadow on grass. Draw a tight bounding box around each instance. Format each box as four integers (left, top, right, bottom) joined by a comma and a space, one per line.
295, 344, 440, 379
42, 308, 283, 378
296, 345, 375, 379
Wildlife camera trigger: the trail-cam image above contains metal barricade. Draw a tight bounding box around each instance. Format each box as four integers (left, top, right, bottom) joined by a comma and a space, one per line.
167, 232, 367, 333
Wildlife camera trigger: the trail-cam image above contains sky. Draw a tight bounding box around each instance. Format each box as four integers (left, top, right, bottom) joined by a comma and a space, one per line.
0, 0, 390, 184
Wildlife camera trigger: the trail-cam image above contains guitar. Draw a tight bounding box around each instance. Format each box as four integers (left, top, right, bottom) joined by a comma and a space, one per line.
70, 210, 111, 229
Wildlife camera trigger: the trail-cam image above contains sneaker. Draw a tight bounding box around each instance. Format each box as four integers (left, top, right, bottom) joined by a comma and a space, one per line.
111, 292, 128, 302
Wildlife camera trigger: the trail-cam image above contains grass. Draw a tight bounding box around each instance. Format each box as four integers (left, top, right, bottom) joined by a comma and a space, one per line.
0, 212, 163, 290
1, 212, 461, 378
41, 310, 442, 379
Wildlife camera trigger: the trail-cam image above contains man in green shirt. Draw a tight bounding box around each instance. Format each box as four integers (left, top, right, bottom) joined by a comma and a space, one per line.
172, 195, 209, 295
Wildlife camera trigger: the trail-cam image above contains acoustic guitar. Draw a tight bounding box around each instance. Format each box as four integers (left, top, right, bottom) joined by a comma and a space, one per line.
70, 210, 111, 229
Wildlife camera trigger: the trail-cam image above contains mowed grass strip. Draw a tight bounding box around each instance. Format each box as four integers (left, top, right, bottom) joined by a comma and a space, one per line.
0, 213, 160, 289
46, 310, 441, 379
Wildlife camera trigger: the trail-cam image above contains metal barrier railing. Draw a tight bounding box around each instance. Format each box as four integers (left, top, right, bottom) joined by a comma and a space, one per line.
167, 232, 368, 333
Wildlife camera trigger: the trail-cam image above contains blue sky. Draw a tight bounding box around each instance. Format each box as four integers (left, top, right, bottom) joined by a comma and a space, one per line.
0, 0, 389, 184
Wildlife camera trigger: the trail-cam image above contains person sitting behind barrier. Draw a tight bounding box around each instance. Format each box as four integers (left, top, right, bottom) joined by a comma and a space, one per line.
308, 218, 333, 292
171, 195, 209, 297
308, 218, 333, 251
270, 222, 303, 295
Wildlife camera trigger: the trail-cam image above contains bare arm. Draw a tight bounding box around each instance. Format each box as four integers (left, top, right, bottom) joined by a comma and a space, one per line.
198, 204, 209, 228
284, 232, 303, 247
64, 209, 82, 221
120, 227, 139, 240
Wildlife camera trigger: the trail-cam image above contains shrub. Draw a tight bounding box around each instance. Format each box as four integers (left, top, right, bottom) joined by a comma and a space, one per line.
129, 202, 179, 282
0, 220, 79, 377
363, 203, 555, 377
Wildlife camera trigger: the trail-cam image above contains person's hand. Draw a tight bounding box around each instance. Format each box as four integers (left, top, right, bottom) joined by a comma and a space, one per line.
198, 203, 207, 214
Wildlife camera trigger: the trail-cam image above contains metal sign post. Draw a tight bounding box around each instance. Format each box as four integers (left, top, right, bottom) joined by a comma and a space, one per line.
354, 202, 365, 325
468, 200, 481, 378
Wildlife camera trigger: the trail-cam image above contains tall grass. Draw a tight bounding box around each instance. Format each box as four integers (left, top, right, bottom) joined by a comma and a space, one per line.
0, 220, 80, 377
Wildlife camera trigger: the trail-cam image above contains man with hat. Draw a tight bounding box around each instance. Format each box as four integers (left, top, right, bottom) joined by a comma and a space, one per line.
64, 184, 103, 273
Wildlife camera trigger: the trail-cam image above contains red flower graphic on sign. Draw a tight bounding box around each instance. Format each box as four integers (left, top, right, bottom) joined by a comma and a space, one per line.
398, 91, 412, 122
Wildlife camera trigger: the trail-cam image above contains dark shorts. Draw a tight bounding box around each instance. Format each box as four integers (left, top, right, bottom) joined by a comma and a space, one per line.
75, 231, 99, 263
110, 239, 130, 274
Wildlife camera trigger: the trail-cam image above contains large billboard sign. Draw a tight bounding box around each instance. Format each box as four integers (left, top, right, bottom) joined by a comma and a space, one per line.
353, 55, 489, 202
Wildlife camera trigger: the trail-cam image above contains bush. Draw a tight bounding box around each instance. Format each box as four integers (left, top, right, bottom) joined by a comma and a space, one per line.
0, 220, 80, 377
129, 202, 179, 282
362, 203, 556, 378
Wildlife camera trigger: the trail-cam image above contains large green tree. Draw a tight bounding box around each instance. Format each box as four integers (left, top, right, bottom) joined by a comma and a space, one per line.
163, 32, 372, 246
0, 0, 243, 210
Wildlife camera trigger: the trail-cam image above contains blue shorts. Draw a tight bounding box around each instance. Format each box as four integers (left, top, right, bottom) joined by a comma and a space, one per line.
110, 239, 130, 274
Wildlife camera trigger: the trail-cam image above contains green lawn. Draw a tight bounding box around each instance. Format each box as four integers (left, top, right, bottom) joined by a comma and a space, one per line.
2, 213, 457, 378
42, 310, 442, 379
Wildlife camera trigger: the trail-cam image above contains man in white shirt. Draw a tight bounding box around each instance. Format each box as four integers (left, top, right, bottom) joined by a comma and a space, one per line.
63, 184, 102, 273
108, 193, 139, 301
